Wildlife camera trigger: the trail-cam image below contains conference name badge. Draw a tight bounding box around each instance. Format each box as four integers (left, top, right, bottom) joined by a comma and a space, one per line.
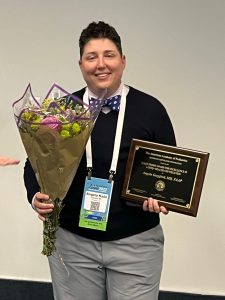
79, 177, 113, 231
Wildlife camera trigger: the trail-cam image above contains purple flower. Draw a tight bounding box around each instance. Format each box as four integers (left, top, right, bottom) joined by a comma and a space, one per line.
41, 116, 61, 131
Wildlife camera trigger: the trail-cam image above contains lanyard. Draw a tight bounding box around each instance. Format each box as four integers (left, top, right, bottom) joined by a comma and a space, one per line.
83, 85, 127, 181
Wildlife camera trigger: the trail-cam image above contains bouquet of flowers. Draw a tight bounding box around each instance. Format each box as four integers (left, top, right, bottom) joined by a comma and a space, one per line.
13, 83, 103, 256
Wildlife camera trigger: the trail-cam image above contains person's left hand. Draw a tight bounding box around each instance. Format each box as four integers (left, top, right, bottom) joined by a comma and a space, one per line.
143, 197, 169, 215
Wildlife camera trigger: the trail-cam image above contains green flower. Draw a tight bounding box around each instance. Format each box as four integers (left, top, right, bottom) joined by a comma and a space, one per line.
42, 98, 53, 108
72, 122, 81, 135
61, 123, 72, 131
22, 111, 33, 121
60, 129, 71, 138
31, 116, 42, 131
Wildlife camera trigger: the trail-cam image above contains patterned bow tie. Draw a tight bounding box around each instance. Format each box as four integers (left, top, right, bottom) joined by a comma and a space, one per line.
89, 95, 121, 111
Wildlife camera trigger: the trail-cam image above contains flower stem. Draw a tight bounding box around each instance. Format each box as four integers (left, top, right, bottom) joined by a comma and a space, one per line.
42, 198, 63, 256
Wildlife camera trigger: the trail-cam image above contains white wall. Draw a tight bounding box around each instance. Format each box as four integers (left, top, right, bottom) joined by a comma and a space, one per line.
0, 0, 224, 295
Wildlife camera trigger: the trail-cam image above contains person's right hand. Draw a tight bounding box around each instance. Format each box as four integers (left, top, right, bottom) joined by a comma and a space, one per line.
32, 192, 54, 221
0, 156, 20, 166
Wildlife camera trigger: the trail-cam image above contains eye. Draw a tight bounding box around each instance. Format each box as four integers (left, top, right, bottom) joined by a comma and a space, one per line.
105, 52, 115, 58
87, 55, 95, 61
86, 53, 97, 61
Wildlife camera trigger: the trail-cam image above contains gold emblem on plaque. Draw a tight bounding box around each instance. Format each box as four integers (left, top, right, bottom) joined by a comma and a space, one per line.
155, 180, 165, 192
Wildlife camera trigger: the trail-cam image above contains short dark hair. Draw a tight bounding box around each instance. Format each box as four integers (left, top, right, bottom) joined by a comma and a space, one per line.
79, 21, 123, 58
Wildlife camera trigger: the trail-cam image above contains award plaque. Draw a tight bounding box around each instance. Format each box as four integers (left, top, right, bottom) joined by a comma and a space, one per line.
122, 139, 209, 217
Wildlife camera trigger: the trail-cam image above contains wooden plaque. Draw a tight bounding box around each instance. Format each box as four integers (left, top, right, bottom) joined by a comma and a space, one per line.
122, 139, 209, 217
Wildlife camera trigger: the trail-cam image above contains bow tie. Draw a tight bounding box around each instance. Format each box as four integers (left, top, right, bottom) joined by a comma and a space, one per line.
89, 95, 121, 111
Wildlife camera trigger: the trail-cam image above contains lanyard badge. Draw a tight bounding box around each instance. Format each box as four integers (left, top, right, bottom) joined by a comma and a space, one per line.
79, 177, 113, 231
79, 85, 128, 231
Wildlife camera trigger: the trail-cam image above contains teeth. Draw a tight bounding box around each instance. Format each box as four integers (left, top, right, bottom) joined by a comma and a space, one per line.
96, 74, 108, 77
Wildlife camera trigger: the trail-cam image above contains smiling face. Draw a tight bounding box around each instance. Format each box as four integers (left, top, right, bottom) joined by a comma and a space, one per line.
79, 38, 126, 98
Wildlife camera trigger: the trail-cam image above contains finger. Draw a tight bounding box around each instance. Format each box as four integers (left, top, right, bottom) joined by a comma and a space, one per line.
0, 158, 20, 166
36, 207, 54, 215
33, 193, 54, 217
34, 199, 54, 210
38, 214, 46, 221
143, 200, 148, 211
143, 198, 154, 212
34, 193, 53, 207
35, 192, 50, 202
5, 159, 20, 165
147, 198, 155, 212
160, 206, 169, 215
151, 199, 160, 213
36, 203, 54, 219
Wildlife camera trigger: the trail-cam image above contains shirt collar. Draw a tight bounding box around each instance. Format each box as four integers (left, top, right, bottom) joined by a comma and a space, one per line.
87, 82, 126, 99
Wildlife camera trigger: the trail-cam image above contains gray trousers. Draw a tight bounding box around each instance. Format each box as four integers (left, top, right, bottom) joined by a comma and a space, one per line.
48, 225, 164, 300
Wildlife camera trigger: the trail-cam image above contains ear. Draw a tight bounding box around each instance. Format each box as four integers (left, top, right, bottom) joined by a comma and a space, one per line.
122, 55, 126, 68
78, 59, 83, 71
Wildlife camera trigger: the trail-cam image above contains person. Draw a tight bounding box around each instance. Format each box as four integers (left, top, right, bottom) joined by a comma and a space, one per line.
0, 156, 20, 166
24, 21, 176, 300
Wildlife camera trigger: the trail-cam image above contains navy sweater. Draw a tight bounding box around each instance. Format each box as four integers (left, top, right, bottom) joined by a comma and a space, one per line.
24, 86, 176, 241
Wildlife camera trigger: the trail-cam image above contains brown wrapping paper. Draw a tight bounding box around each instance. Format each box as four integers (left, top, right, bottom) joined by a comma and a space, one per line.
20, 124, 93, 201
